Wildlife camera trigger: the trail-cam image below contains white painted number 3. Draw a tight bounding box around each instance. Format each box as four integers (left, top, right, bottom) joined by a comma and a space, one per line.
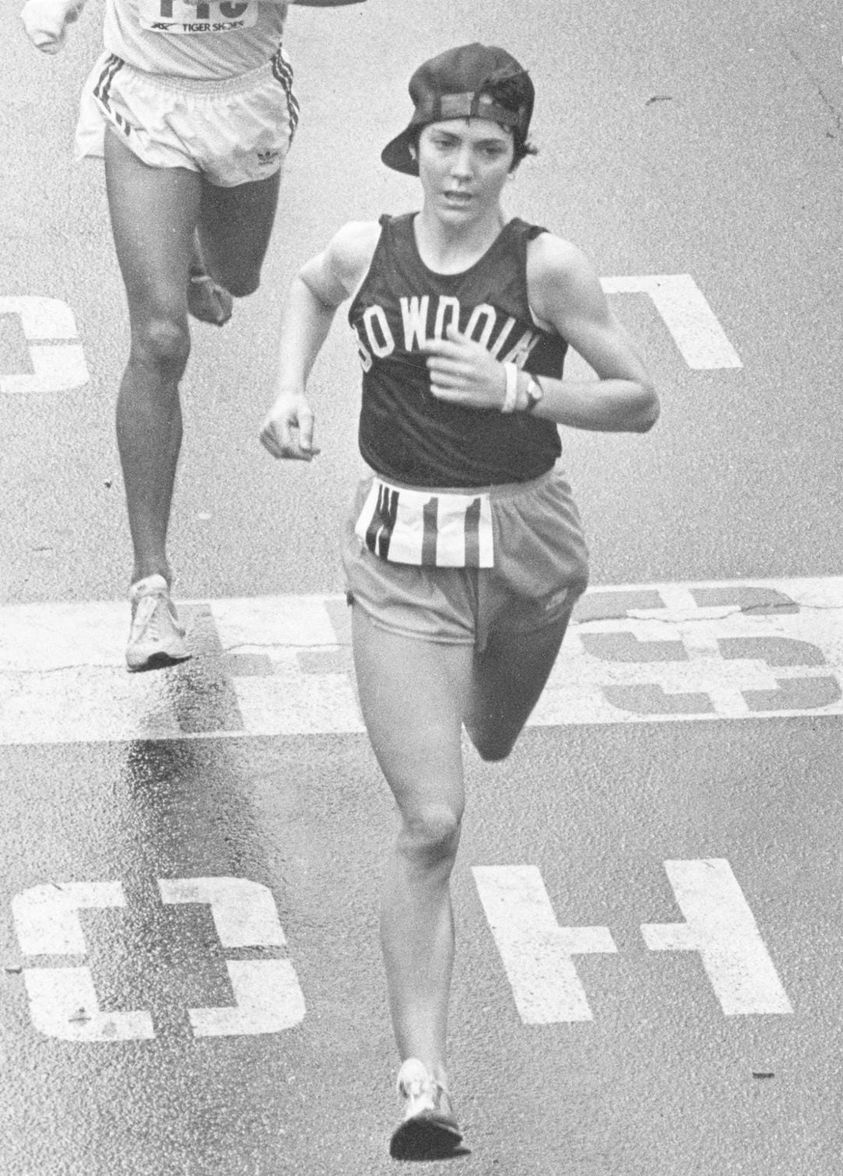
0, 296, 89, 395
11, 877, 305, 1041
159, 877, 305, 1037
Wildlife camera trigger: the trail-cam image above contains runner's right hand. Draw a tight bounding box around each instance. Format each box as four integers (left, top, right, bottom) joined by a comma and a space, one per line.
260, 394, 321, 462
20, 0, 82, 53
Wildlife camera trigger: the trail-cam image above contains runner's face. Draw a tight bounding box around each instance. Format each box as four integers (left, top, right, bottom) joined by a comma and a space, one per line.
416, 119, 515, 221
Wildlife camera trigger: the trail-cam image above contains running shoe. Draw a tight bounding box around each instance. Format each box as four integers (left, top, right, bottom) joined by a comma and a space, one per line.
187, 272, 233, 326
389, 1058, 463, 1160
126, 575, 190, 672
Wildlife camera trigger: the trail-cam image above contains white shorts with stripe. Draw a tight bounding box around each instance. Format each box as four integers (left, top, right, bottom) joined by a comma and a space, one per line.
75, 48, 298, 187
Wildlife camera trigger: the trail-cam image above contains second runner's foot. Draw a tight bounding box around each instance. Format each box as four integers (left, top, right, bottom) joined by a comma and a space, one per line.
126, 575, 190, 672
187, 272, 233, 326
389, 1058, 464, 1160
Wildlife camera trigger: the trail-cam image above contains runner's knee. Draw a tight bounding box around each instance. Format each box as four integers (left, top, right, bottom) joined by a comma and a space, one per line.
397, 803, 463, 868
131, 317, 191, 376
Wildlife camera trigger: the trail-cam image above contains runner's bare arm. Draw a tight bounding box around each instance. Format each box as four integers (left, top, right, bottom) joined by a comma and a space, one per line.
260, 221, 379, 461
20, 0, 85, 53
524, 235, 658, 431
423, 235, 659, 434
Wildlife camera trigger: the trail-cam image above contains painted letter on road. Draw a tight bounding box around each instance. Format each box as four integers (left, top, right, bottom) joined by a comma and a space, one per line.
641, 859, 793, 1015
473, 865, 617, 1023
0, 296, 89, 395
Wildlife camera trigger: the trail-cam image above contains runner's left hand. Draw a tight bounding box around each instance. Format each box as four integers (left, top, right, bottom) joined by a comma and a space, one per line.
422, 324, 506, 410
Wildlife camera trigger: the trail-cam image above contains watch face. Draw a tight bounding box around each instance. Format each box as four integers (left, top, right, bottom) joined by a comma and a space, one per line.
522, 378, 543, 413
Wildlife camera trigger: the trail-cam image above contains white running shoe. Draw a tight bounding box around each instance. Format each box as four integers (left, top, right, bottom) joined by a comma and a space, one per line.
389, 1057, 463, 1160
126, 575, 190, 672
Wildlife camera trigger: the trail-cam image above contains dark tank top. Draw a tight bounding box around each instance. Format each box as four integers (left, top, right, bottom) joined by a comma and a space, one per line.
348, 213, 567, 488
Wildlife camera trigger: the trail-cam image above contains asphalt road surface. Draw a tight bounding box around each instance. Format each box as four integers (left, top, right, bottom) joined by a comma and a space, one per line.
1, 1, 842, 1174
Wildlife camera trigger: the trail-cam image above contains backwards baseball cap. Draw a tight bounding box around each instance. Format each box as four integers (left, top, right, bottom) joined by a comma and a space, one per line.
381, 43, 535, 176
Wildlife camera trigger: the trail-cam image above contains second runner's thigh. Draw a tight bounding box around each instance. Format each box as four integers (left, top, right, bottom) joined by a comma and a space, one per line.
182, 49, 298, 186
75, 51, 298, 185
75, 52, 197, 169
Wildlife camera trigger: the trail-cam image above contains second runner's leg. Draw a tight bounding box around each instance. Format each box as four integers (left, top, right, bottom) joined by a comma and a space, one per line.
105, 127, 201, 670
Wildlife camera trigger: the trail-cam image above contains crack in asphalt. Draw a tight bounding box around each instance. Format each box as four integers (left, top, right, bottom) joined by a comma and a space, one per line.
782, 37, 843, 139
2, 601, 843, 678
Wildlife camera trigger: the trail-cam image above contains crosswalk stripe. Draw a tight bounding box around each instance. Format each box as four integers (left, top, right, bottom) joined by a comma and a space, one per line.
1, 576, 841, 745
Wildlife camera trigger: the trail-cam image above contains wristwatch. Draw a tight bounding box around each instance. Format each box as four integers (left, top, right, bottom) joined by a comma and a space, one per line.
522, 376, 543, 413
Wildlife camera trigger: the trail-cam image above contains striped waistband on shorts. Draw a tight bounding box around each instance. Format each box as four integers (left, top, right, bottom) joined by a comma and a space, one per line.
99, 51, 287, 95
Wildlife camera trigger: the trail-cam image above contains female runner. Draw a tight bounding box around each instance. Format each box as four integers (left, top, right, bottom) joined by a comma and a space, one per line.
260, 42, 659, 1159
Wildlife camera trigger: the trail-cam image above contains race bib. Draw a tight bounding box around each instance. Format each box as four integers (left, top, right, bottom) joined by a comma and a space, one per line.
355, 479, 494, 568
139, 0, 258, 34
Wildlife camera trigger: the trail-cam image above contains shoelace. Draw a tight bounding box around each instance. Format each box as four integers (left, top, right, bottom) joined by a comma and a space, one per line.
399, 1071, 451, 1106
131, 593, 169, 640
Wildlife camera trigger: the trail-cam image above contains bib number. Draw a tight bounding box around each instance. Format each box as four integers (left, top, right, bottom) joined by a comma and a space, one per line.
138, 0, 257, 34
355, 479, 494, 568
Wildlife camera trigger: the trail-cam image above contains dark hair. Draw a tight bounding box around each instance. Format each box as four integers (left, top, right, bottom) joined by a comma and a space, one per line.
510, 132, 538, 167
482, 70, 537, 166
411, 64, 538, 169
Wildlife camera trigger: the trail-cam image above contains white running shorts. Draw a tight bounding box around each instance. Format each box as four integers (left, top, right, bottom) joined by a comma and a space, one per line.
75, 47, 298, 186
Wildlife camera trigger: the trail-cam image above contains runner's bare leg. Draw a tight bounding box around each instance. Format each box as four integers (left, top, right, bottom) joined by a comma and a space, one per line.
351, 605, 474, 1087
105, 134, 282, 584
197, 169, 281, 296
463, 610, 574, 760
187, 172, 280, 322
104, 128, 200, 585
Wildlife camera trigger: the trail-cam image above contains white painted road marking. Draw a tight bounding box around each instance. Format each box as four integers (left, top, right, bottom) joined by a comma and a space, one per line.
472, 865, 617, 1022
185, 959, 306, 1038
12, 882, 155, 1042
641, 859, 793, 1015
12, 877, 305, 1041
22, 967, 155, 1043
1, 577, 841, 744
547, 580, 843, 724
602, 274, 742, 369
0, 296, 89, 395
476, 860, 792, 1024
12, 880, 127, 956
159, 878, 306, 1037
158, 877, 287, 948
9, 863, 791, 1040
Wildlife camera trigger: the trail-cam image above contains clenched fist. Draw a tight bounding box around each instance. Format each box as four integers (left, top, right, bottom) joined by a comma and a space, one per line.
21, 0, 84, 53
